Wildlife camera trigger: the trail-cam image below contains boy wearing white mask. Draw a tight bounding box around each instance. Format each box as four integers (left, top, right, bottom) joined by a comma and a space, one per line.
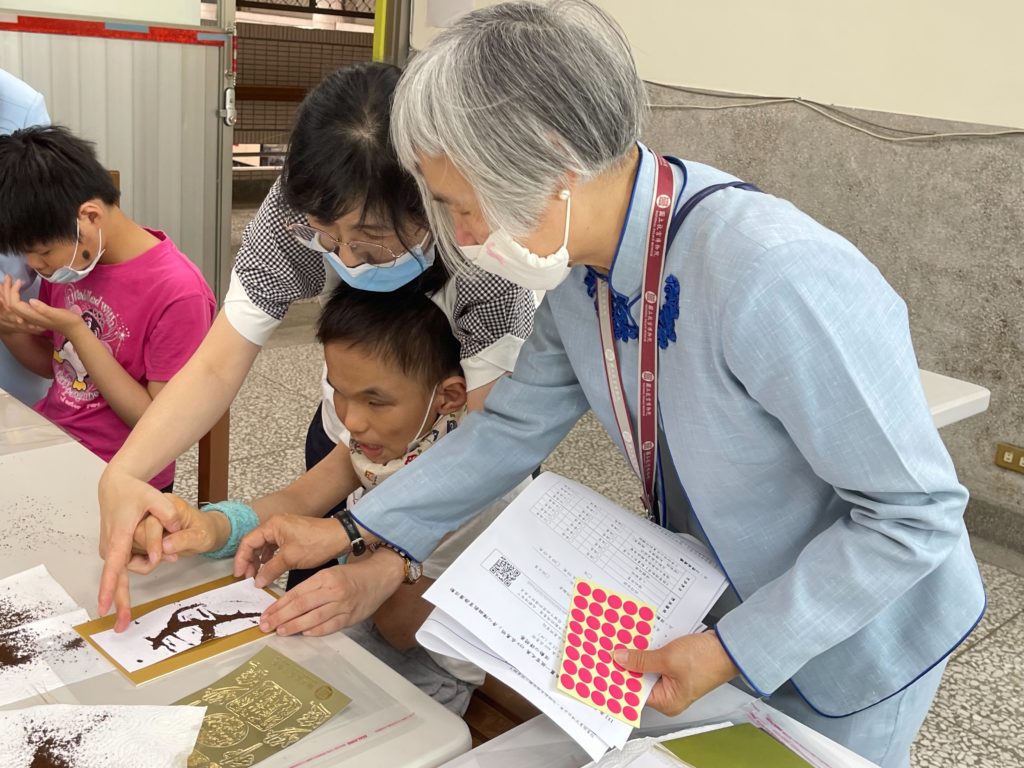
0, 126, 215, 490
131, 282, 505, 713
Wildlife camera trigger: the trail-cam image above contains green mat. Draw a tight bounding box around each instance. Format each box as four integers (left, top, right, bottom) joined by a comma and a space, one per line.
660, 723, 812, 767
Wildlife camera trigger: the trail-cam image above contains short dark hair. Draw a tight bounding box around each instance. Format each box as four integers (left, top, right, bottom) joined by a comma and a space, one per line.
0, 125, 120, 254
317, 281, 462, 387
282, 62, 425, 245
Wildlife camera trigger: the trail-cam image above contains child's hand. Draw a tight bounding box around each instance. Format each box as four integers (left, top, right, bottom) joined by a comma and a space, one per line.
0, 276, 44, 335
128, 494, 230, 573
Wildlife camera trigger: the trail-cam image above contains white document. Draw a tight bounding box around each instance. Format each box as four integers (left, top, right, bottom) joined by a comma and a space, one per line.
0, 609, 110, 707
418, 473, 727, 761
91, 579, 276, 673
0, 704, 206, 768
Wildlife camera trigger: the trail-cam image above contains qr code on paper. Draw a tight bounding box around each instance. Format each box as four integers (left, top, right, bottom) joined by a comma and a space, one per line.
489, 556, 521, 587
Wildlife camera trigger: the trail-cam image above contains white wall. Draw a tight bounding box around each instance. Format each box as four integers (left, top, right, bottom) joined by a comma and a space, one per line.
410, 0, 1024, 129
0, 0, 200, 26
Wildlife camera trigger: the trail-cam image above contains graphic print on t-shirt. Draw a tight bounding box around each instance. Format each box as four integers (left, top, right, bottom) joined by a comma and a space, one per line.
51, 284, 129, 405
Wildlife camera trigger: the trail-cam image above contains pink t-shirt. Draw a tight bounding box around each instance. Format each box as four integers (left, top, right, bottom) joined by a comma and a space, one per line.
35, 230, 215, 488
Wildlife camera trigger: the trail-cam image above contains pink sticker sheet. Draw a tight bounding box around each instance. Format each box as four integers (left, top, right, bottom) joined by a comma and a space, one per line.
555, 578, 657, 727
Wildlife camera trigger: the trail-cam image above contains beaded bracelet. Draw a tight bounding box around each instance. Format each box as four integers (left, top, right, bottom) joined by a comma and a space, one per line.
199, 499, 260, 559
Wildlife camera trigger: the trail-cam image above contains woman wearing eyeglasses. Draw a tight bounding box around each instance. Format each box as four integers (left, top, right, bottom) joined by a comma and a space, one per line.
95, 63, 535, 633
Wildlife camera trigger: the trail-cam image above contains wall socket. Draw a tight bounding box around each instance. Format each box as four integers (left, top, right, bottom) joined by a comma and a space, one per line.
995, 443, 1024, 475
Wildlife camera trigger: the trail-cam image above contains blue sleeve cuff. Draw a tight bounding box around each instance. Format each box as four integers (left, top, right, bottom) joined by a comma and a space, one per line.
200, 500, 260, 559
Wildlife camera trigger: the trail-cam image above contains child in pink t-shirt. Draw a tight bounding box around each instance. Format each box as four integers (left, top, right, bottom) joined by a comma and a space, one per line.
0, 126, 214, 489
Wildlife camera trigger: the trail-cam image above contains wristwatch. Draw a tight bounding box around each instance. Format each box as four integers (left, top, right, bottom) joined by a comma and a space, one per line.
331, 509, 366, 556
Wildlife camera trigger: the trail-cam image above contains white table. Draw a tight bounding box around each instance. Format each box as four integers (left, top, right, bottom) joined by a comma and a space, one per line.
0, 398, 470, 768
920, 369, 990, 428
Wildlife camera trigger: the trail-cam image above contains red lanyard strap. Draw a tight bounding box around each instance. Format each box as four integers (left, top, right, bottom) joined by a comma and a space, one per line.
597, 155, 676, 520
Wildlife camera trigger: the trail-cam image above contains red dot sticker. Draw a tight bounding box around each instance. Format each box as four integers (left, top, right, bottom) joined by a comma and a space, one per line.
596, 662, 609, 677
577, 581, 591, 597
574, 596, 588, 610
571, 608, 585, 623
611, 671, 625, 686
591, 690, 606, 707
598, 649, 612, 664
592, 588, 607, 603
634, 635, 649, 650
623, 601, 638, 615
625, 691, 640, 707
563, 659, 577, 675
589, 601, 603, 616
566, 645, 580, 661
583, 641, 597, 656
602, 622, 616, 637
626, 677, 642, 692
578, 667, 593, 684
594, 676, 608, 692
576, 682, 590, 698
569, 621, 583, 634
607, 698, 621, 714
560, 673, 574, 689
639, 606, 655, 622
636, 621, 651, 636
629, 670, 643, 678
599, 636, 613, 651
584, 628, 598, 643
609, 684, 623, 700
587, 616, 601, 630
568, 633, 582, 648
617, 629, 632, 644
620, 615, 635, 630
581, 654, 595, 669
623, 706, 638, 722
608, 594, 622, 609
604, 609, 619, 624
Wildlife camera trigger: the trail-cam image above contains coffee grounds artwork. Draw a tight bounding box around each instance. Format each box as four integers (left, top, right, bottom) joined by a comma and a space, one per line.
145, 604, 263, 653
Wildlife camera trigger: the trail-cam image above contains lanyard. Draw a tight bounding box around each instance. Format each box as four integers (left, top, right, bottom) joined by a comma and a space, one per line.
596, 155, 676, 523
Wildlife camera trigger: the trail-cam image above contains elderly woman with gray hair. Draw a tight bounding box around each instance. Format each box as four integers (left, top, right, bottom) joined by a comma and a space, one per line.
236, 1, 984, 764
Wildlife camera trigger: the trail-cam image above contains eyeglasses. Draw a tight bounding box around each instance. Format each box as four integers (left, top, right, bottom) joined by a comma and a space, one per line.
287, 222, 427, 268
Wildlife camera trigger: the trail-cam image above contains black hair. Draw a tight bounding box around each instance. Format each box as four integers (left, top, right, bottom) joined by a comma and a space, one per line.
316, 280, 462, 387
282, 62, 448, 294
0, 125, 120, 254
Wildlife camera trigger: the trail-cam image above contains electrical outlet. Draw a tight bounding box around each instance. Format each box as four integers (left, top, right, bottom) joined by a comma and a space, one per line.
995, 443, 1024, 475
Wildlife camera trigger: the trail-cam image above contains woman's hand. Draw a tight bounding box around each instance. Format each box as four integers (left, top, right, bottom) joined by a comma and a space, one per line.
129, 494, 230, 568
98, 466, 183, 631
233, 514, 350, 588
613, 630, 740, 716
257, 552, 406, 637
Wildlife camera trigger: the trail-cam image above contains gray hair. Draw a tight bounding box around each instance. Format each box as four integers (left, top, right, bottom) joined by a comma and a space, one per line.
391, 0, 647, 271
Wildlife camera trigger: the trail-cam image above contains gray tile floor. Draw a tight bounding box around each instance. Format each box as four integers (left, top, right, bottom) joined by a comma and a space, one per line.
174, 209, 1024, 765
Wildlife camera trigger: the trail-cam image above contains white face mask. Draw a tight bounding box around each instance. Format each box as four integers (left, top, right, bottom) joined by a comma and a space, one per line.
460, 190, 572, 291
43, 221, 104, 284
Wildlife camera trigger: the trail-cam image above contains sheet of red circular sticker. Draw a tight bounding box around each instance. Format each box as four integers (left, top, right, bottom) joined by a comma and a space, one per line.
556, 578, 657, 727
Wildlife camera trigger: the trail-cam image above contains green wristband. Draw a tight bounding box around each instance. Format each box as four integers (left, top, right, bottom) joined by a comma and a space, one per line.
200, 500, 260, 559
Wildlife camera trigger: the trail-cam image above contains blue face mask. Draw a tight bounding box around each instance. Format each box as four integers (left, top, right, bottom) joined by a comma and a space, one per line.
325, 242, 434, 293
43, 221, 104, 284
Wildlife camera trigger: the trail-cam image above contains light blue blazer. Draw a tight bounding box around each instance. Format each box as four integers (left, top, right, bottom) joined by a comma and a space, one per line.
0, 68, 51, 405
351, 144, 985, 717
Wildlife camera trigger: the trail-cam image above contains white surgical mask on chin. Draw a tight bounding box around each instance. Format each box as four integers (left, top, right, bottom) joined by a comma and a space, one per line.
43, 221, 104, 284
460, 190, 572, 292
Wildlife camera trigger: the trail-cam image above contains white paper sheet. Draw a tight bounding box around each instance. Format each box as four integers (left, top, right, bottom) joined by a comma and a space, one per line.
0, 704, 206, 768
0, 565, 78, 634
0, 609, 110, 706
90, 579, 276, 673
418, 473, 728, 761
